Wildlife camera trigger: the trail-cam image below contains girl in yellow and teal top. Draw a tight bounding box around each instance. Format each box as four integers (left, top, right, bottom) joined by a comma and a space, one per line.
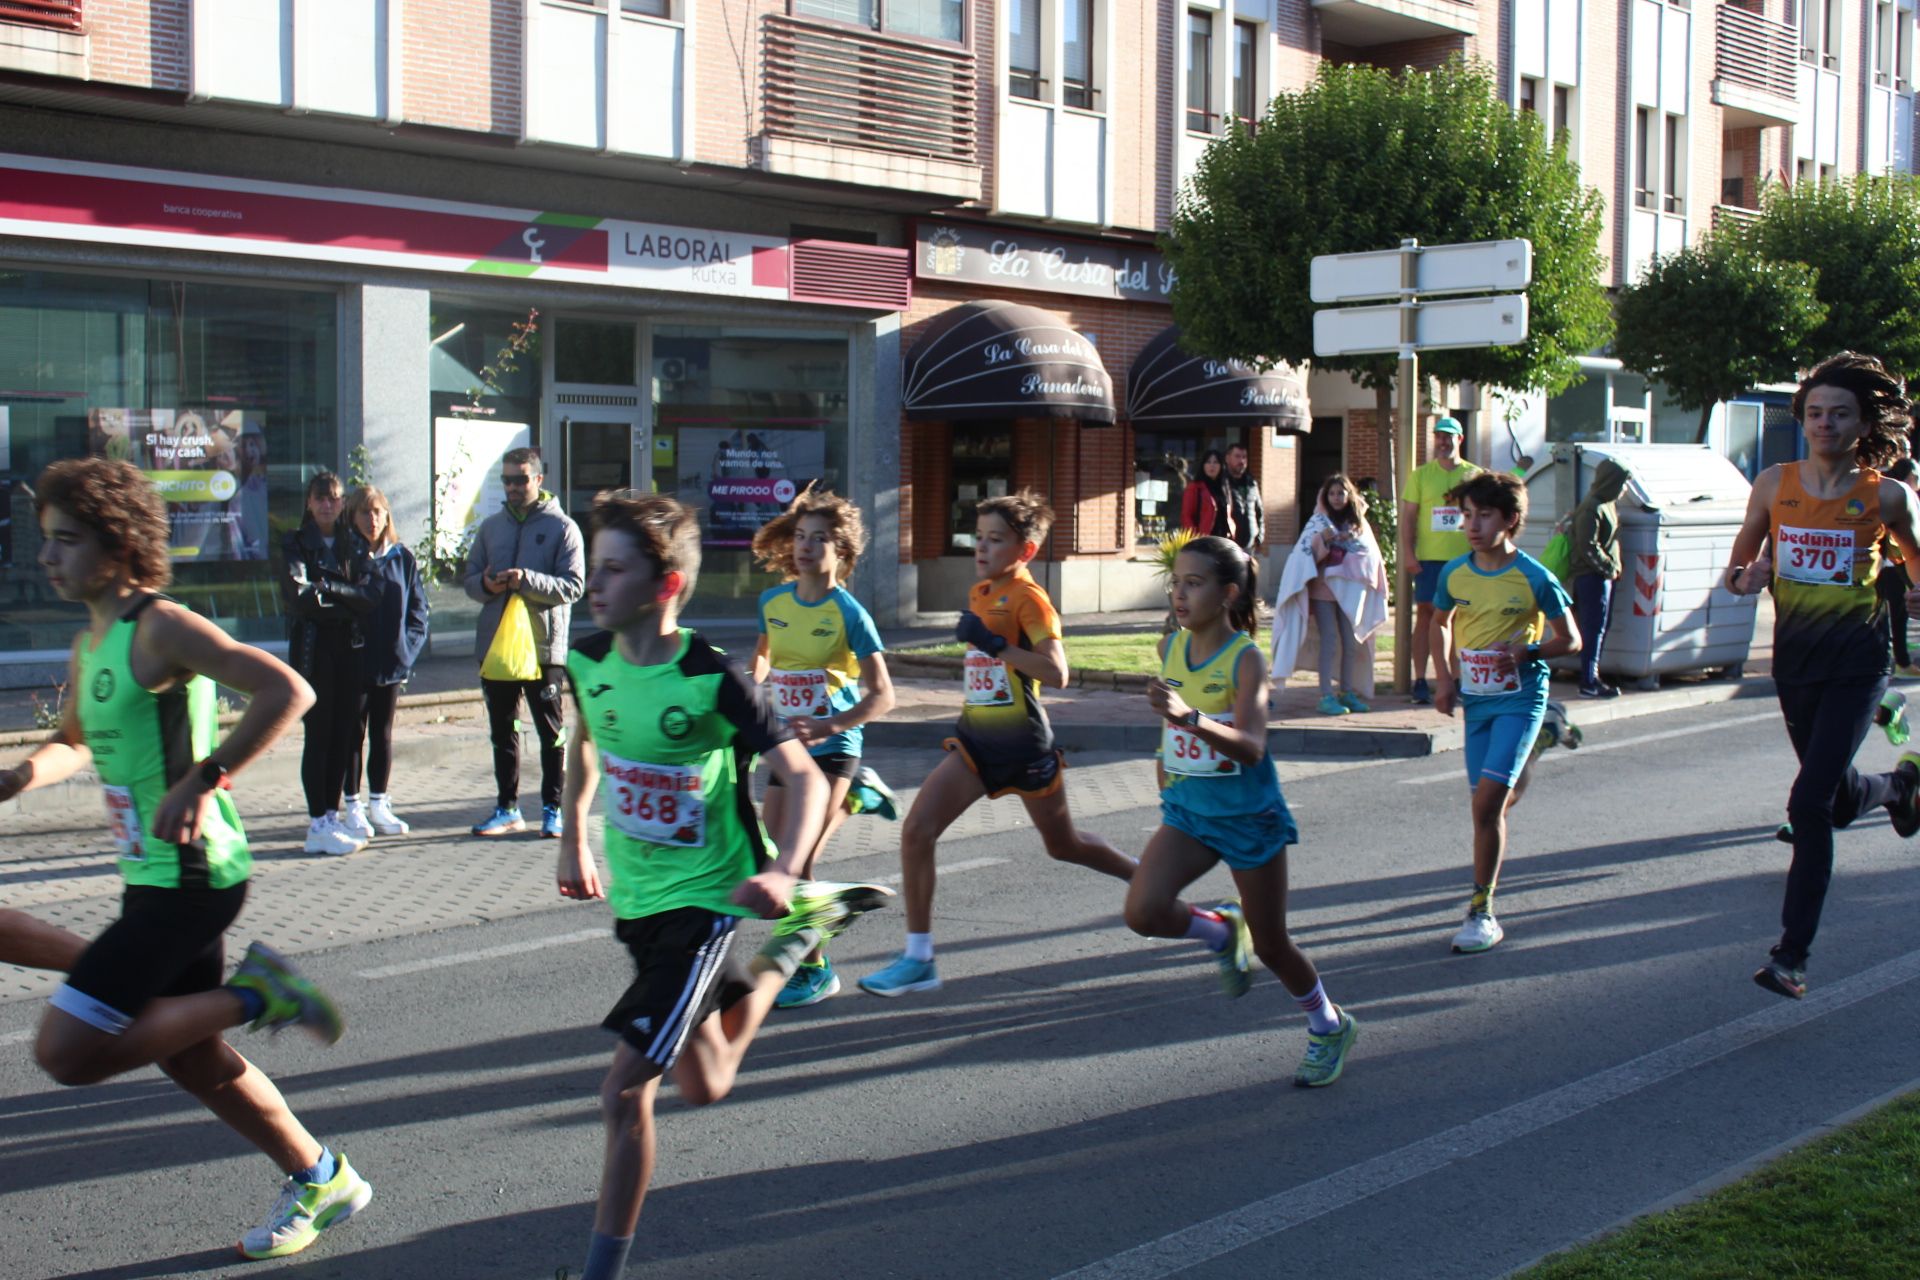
1123, 535, 1358, 1088
749, 485, 896, 1008
1724, 352, 1920, 1001
1431, 471, 1580, 958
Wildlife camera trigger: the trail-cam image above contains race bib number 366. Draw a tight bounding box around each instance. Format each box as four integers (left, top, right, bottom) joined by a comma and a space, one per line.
1777, 526, 1855, 586
963, 648, 1013, 706
602, 754, 705, 848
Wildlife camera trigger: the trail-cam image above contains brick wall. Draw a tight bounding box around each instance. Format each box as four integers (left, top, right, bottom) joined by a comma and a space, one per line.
84, 0, 188, 91
1327, 32, 1470, 74
692, 0, 778, 167
403, 0, 521, 135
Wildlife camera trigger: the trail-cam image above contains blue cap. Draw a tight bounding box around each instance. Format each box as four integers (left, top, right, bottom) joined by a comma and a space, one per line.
1433, 416, 1464, 436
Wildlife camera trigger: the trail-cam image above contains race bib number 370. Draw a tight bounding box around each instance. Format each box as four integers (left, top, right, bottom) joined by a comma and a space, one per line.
1777, 526, 1855, 586
602, 754, 705, 848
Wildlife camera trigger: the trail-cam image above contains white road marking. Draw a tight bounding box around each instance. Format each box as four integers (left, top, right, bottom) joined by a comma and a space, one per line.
1397, 710, 1779, 785
869, 856, 1008, 887
356, 929, 607, 980
0, 1028, 32, 1046
1052, 944, 1920, 1280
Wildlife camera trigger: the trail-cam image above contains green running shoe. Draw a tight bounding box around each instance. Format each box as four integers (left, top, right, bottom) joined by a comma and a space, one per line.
1212, 902, 1253, 998
759, 881, 894, 977
228, 942, 344, 1044
1878, 689, 1911, 746
1294, 1009, 1358, 1087
236, 1152, 372, 1259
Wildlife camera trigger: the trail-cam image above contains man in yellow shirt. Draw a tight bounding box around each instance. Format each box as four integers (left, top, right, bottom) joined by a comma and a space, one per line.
1399, 417, 1482, 704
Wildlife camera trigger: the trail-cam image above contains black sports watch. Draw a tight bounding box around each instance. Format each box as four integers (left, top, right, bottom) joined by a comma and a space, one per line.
198, 758, 232, 791
1524, 644, 1543, 662
1181, 709, 1202, 729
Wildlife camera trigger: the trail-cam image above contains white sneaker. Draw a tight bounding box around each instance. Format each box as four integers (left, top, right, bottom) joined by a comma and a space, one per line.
1451, 911, 1504, 954
337, 798, 376, 842
304, 815, 365, 857
366, 795, 409, 836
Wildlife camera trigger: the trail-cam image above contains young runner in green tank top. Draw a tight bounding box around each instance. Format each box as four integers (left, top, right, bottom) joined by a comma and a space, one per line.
0, 458, 372, 1261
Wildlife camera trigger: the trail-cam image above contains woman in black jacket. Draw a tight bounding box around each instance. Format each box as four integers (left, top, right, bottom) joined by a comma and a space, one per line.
278, 471, 379, 856
340, 485, 430, 839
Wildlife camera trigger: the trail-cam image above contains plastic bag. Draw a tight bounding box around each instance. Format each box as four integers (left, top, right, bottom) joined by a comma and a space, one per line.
1540, 530, 1573, 586
481, 593, 541, 682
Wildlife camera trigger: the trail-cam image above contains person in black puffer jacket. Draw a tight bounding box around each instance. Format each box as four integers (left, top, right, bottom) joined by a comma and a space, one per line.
339, 485, 430, 842
278, 471, 379, 856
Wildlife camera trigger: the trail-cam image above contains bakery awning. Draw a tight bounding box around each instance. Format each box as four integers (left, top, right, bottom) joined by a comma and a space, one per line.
903, 300, 1116, 425
1125, 326, 1310, 433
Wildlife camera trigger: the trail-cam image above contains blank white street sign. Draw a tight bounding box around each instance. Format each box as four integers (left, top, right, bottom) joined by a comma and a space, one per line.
1309, 240, 1534, 304
1312, 294, 1530, 357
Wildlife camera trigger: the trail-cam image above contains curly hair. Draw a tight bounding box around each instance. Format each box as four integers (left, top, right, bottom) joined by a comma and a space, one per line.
975, 488, 1055, 548
1447, 470, 1530, 536
1791, 351, 1914, 470
750, 483, 867, 581
590, 489, 701, 607
34, 457, 173, 589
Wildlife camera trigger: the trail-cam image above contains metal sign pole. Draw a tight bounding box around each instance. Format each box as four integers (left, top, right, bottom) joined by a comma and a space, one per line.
1395, 239, 1418, 695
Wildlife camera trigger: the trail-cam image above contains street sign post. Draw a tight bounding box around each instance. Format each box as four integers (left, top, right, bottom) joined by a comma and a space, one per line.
1310, 238, 1534, 694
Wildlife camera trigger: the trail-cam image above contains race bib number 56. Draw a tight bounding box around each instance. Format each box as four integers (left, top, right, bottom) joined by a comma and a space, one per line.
1430, 506, 1463, 533
1777, 526, 1854, 586
602, 754, 705, 848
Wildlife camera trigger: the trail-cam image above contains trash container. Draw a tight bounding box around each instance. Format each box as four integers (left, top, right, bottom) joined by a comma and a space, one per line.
1542, 443, 1758, 690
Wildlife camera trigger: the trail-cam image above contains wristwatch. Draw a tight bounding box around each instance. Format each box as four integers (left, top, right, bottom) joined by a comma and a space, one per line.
198, 758, 232, 791
1181, 709, 1203, 729
1524, 644, 1543, 662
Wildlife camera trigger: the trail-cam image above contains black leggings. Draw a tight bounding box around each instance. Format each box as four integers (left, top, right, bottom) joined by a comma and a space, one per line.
1878, 563, 1911, 667
301, 640, 368, 819
1775, 676, 1901, 963
345, 683, 400, 796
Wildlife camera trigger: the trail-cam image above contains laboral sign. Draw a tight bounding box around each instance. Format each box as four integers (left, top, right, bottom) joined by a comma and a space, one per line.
0, 153, 792, 302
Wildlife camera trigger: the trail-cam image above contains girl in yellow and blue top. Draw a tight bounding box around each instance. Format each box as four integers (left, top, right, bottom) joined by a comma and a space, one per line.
1124, 535, 1358, 1088
1431, 471, 1580, 957
750, 485, 896, 1008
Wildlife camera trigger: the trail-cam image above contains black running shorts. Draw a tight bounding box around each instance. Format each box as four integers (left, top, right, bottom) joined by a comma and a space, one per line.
944, 738, 1065, 800
602, 908, 755, 1068
55, 883, 247, 1034
765, 752, 860, 786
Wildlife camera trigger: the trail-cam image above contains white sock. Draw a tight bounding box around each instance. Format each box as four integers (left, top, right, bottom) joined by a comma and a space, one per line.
904, 932, 935, 962
343, 794, 360, 808
309, 815, 329, 830
370, 793, 388, 804
1295, 980, 1341, 1034
1184, 906, 1231, 952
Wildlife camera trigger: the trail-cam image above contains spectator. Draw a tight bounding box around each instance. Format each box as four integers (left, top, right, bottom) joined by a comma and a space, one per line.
338, 485, 430, 840
1881, 456, 1920, 675
1568, 458, 1632, 698
1223, 442, 1265, 555
1400, 417, 1482, 704
463, 446, 585, 839
278, 471, 378, 856
1273, 474, 1389, 715
1179, 449, 1237, 540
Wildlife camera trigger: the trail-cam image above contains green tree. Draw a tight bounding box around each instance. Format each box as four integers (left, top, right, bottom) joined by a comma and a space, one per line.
1613, 238, 1826, 444
1746, 175, 1920, 377
1165, 59, 1611, 503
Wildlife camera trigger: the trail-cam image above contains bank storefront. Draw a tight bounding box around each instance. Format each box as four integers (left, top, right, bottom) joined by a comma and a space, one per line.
0, 152, 909, 669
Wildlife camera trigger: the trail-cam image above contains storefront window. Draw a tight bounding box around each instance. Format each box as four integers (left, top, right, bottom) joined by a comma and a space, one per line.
0, 268, 337, 652
949, 427, 1012, 551
651, 325, 850, 616
1133, 429, 1233, 546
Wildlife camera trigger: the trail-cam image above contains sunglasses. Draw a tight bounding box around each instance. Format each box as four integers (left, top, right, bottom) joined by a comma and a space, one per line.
500, 474, 534, 486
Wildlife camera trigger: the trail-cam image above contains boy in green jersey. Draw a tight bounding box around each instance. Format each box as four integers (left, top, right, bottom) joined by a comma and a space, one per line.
0, 459, 371, 1261
556, 490, 892, 1280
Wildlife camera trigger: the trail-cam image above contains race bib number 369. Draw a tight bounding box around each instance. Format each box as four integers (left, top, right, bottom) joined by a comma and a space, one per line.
1777, 526, 1855, 586
768, 668, 829, 718
602, 754, 705, 848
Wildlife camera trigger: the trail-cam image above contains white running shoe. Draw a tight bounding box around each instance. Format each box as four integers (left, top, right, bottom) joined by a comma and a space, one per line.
337, 798, 376, 842
366, 795, 410, 836
1451, 911, 1504, 954
304, 815, 365, 857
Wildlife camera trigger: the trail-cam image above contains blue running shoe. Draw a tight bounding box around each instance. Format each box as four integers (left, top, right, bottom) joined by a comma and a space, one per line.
859, 952, 941, 997
775, 958, 841, 1009
1410, 678, 1433, 705
471, 807, 525, 837
846, 766, 900, 821
541, 805, 563, 839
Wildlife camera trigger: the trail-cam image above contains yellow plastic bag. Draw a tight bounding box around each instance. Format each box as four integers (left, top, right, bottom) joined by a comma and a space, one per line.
481, 593, 541, 682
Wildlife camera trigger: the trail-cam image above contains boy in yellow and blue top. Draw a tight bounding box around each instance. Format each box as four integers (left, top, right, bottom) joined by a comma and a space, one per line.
1431, 471, 1580, 957
1402, 417, 1483, 704
757, 580, 885, 764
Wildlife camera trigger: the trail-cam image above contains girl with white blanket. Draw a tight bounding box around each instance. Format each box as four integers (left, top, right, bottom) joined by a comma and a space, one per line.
1271, 475, 1389, 714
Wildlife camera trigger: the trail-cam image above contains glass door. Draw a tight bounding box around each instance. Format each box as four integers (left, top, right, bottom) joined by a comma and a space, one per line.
561, 412, 649, 533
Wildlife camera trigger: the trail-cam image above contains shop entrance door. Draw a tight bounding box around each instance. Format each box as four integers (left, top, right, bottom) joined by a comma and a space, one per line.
559, 410, 649, 533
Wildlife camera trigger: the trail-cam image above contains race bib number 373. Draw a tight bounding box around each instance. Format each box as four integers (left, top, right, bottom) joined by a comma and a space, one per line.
602, 754, 705, 848
1461, 647, 1521, 696
1777, 526, 1855, 586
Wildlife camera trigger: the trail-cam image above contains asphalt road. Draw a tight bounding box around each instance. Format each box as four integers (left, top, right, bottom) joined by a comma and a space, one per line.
4, 697, 1919, 1280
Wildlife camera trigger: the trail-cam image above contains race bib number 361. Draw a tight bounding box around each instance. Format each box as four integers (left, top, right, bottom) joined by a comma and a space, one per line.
1777, 526, 1855, 586
1164, 713, 1241, 777
602, 754, 705, 848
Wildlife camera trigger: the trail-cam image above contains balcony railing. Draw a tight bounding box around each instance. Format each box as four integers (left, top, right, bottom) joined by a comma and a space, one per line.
762, 13, 977, 166
1712, 203, 1762, 232
1716, 5, 1797, 101
0, 0, 83, 30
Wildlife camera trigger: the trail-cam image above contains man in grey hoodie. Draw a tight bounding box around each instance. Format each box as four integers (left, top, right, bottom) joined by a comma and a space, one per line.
1568, 457, 1631, 699
464, 446, 586, 838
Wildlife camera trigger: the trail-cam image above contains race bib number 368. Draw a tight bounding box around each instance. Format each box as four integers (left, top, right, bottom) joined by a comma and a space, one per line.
602, 754, 705, 848
1777, 526, 1855, 586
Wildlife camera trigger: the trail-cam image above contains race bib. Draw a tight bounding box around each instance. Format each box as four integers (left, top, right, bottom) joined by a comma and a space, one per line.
1461, 647, 1521, 695
767, 667, 830, 719
1163, 712, 1242, 777
1430, 506, 1464, 533
1777, 526, 1855, 586
963, 648, 1013, 706
103, 784, 144, 860
602, 754, 704, 848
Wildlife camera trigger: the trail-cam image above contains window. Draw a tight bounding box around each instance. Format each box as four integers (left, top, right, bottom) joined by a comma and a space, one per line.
1552, 84, 1571, 145
1062, 0, 1095, 109
795, 0, 964, 40
1186, 11, 1214, 133
1634, 107, 1654, 208
1662, 114, 1685, 213
1796, 157, 1814, 184
1721, 146, 1745, 207
623, 0, 670, 15
1009, 0, 1041, 98
1519, 76, 1540, 114
1802, 0, 1839, 68
1877, 0, 1896, 85
1232, 20, 1258, 127
1901, 5, 1914, 89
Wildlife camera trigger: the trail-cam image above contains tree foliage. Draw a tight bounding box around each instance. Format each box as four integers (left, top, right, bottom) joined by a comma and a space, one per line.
1745, 175, 1920, 378
1613, 237, 1826, 441
1164, 59, 1613, 396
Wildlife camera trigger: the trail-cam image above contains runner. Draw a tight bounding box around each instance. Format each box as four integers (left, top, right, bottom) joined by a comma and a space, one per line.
556, 490, 891, 1280
0, 910, 86, 972
750, 484, 897, 1008
1124, 536, 1358, 1087
860, 490, 1137, 997
1430, 471, 1581, 955
1723, 352, 1920, 1000
1401, 417, 1482, 704
0, 457, 368, 1260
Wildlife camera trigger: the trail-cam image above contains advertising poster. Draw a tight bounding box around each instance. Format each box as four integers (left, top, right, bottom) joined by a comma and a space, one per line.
676, 426, 825, 547
88, 408, 268, 560
433, 417, 532, 567
0, 405, 10, 568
